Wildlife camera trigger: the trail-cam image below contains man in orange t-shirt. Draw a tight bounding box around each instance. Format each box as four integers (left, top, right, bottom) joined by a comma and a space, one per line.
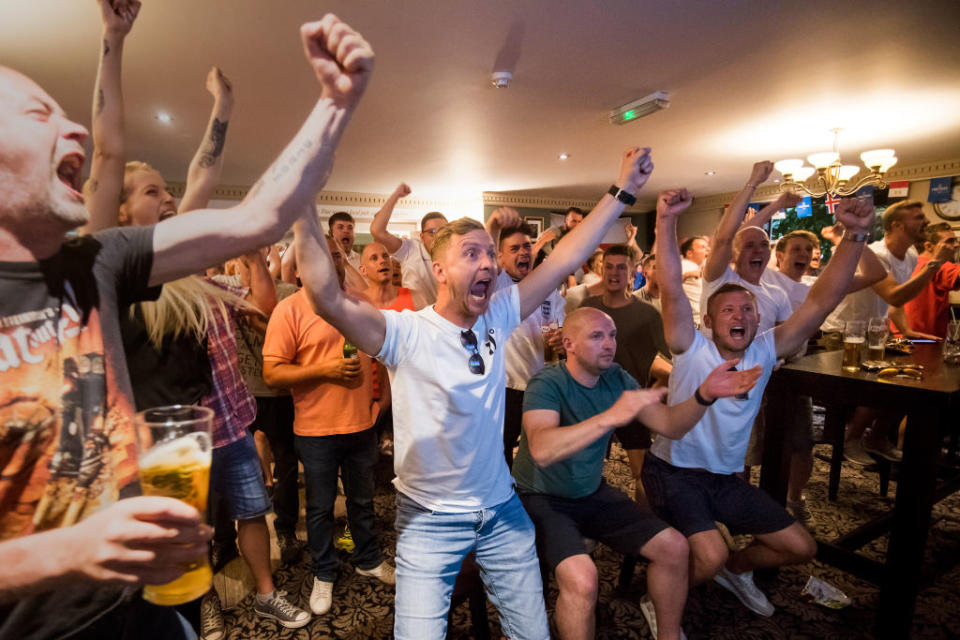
904, 224, 960, 338
263, 237, 394, 617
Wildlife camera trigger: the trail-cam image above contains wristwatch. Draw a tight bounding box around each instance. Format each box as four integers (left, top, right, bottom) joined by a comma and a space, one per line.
694, 387, 716, 406
842, 231, 870, 243
608, 184, 637, 207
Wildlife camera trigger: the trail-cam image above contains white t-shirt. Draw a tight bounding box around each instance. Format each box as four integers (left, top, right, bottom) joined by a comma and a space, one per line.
392, 237, 438, 310
346, 248, 363, 271
700, 266, 793, 334
376, 286, 521, 512
681, 258, 703, 321
822, 240, 918, 332
650, 329, 778, 474
496, 270, 565, 391
762, 268, 810, 311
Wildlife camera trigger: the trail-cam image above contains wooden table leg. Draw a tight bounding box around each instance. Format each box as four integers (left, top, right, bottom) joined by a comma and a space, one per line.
760, 386, 794, 504
875, 408, 941, 639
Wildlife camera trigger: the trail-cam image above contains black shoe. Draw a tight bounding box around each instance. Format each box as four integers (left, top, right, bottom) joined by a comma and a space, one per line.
211, 542, 240, 573
277, 531, 305, 565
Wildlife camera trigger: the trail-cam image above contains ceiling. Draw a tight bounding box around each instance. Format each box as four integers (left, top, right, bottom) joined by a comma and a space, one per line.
2, 0, 959, 210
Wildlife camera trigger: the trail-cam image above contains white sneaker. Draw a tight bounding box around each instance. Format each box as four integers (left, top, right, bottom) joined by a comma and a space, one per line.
310, 578, 334, 615
714, 567, 775, 616
355, 561, 396, 585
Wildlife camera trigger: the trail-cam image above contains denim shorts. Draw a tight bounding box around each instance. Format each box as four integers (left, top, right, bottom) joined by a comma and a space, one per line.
211, 432, 272, 521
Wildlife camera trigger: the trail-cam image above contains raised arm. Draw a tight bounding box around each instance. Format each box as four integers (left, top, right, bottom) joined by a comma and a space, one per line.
637, 360, 762, 439
244, 249, 278, 315
485, 207, 523, 249
149, 15, 373, 286
179, 67, 234, 213
369, 182, 411, 254
517, 147, 653, 319
774, 198, 874, 357
81, 0, 141, 233
294, 209, 386, 355
740, 191, 802, 232
703, 161, 773, 282
654, 189, 697, 354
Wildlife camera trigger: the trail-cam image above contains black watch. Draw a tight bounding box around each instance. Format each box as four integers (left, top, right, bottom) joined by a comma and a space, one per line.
608, 184, 637, 207
694, 387, 716, 406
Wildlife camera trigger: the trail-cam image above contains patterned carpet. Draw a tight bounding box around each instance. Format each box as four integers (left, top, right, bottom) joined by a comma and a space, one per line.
217, 443, 960, 639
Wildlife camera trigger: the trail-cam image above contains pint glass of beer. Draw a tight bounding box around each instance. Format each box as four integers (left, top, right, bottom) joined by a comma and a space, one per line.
541, 320, 560, 365
867, 317, 888, 361
842, 320, 866, 373
134, 405, 214, 606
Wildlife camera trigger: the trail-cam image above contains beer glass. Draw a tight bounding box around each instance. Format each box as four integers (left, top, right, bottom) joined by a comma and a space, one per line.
541, 320, 560, 365
842, 320, 866, 373
134, 405, 214, 606
944, 320, 960, 365
867, 317, 888, 361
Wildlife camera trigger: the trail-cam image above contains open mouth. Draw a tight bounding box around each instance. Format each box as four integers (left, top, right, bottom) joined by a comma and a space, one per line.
159, 209, 177, 221
56, 153, 84, 199
749, 259, 763, 269
470, 278, 491, 302
730, 326, 746, 339
794, 261, 807, 271
517, 258, 530, 271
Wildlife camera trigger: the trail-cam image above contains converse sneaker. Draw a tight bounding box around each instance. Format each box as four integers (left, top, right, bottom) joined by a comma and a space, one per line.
355, 560, 396, 585
714, 567, 775, 616
253, 590, 311, 628
788, 497, 812, 526
200, 590, 224, 640
310, 578, 334, 615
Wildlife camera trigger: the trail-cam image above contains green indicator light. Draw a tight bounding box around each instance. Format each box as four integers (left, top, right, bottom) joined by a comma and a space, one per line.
623, 110, 636, 120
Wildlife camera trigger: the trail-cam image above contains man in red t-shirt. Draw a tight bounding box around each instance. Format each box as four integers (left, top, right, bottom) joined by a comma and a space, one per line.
360, 241, 417, 312
904, 224, 960, 338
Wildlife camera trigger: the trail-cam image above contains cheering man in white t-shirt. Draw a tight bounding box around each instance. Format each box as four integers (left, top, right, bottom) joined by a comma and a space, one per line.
294, 148, 655, 639
646, 188, 875, 618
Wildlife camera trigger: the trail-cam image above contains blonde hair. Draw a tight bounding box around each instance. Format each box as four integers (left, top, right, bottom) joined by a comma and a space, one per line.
430, 217, 486, 261
135, 276, 256, 350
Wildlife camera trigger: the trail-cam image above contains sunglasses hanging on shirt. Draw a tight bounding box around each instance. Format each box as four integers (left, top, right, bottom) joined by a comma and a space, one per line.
460, 330, 485, 375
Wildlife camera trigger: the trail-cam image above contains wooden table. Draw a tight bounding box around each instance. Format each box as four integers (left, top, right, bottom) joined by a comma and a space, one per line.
760, 344, 960, 639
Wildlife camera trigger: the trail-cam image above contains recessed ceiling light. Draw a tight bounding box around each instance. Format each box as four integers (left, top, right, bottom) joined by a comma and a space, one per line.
704, 170, 716, 176
155, 112, 173, 124
558, 153, 569, 160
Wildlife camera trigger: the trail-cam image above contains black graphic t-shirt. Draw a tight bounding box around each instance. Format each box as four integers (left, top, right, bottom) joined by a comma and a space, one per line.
0, 226, 159, 639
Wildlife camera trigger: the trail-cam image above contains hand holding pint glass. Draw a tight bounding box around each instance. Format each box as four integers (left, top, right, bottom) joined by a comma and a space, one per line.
842, 320, 866, 373
135, 405, 214, 605
541, 320, 562, 365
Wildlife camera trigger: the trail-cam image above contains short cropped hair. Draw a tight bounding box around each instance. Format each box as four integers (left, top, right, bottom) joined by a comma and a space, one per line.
680, 236, 705, 257
430, 217, 486, 261
328, 211, 354, 229
602, 243, 640, 265
775, 230, 820, 253
421, 211, 447, 231
497, 222, 535, 249
706, 283, 757, 317
566, 207, 584, 217
881, 200, 923, 232
918, 222, 954, 252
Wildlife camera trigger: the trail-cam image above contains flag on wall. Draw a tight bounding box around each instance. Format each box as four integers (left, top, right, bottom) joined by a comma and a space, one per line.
856, 185, 874, 202
795, 196, 813, 218
929, 177, 954, 203
887, 181, 909, 199
823, 193, 841, 214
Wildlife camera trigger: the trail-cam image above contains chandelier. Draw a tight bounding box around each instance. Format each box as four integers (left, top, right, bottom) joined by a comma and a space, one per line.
774, 128, 897, 198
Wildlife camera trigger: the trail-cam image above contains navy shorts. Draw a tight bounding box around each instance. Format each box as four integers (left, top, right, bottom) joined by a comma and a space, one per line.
614, 419, 652, 450
211, 432, 273, 521
641, 453, 794, 538
519, 481, 669, 570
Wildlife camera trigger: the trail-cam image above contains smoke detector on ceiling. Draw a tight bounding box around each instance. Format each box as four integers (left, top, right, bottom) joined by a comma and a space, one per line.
491, 71, 513, 88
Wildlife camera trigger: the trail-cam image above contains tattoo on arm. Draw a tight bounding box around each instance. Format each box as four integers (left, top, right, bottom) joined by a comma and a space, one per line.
95, 88, 105, 116
197, 118, 229, 168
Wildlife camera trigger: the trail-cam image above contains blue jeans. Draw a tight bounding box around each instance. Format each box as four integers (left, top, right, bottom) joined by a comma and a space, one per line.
295, 427, 382, 581
393, 492, 549, 640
